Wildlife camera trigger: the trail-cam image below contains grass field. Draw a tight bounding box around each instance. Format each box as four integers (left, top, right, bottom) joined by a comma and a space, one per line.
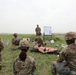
0, 34, 66, 75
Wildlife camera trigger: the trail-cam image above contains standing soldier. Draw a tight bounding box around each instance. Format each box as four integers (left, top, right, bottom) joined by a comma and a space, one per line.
0, 37, 4, 70
35, 24, 41, 36
51, 32, 76, 75
13, 39, 36, 75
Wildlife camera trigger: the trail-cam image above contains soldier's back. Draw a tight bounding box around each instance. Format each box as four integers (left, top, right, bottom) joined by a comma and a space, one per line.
66, 44, 76, 75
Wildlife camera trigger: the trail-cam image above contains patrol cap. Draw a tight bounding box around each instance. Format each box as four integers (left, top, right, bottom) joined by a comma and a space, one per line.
19, 39, 30, 49
65, 32, 76, 40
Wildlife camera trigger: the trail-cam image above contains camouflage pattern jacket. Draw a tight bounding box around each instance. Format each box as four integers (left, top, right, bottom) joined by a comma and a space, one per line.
57, 44, 76, 75
12, 37, 20, 46
35, 27, 41, 36
13, 56, 36, 75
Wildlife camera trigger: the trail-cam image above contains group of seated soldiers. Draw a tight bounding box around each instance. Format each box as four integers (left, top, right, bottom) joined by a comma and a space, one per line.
11, 33, 58, 54
1, 32, 76, 75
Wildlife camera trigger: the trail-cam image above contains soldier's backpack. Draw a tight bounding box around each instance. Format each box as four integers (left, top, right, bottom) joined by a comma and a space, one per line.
55, 60, 70, 75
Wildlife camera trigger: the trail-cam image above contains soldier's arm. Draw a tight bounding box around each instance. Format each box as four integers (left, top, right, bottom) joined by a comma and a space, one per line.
12, 38, 17, 45
12, 38, 15, 45
39, 28, 41, 31
28, 57, 36, 75
13, 58, 21, 75
13, 61, 18, 75
57, 49, 68, 62
31, 61, 36, 75
35, 28, 37, 32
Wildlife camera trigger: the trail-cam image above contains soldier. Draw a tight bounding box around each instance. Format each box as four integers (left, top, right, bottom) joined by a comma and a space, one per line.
0, 37, 4, 70
13, 39, 36, 75
51, 32, 76, 75
12, 33, 20, 46
11, 33, 20, 50
34, 44, 58, 54
34, 36, 46, 46
35, 24, 41, 36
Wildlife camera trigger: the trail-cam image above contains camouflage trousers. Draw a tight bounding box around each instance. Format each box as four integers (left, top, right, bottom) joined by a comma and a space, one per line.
51, 61, 76, 75
0, 52, 2, 70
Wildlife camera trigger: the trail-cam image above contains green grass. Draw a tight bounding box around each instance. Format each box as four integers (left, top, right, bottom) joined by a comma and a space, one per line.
0, 34, 65, 75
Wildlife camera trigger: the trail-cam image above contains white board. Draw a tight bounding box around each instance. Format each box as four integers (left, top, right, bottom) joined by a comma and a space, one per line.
44, 26, 52, 35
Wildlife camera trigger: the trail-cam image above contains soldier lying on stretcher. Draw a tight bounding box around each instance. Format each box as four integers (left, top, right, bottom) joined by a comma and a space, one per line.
33, 44, 58, 54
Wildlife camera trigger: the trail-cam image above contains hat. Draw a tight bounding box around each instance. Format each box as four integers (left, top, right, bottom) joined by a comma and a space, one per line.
19, 39, 30, 49
65, 32, 76, 40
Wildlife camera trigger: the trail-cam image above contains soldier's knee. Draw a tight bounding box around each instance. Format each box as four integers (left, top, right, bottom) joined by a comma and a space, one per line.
52, 61, 56, 66
51, 61, 57, 72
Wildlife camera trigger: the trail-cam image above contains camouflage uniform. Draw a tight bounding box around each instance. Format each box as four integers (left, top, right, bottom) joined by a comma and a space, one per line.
34, 36, 46, 46
51, 32, 76, 75
0, 38, 4, 70
11, 33, 20, 50
34, 36, 43, 45
35, 25, 41, 36
13, 56, 36, 75
13, 39, 36, 75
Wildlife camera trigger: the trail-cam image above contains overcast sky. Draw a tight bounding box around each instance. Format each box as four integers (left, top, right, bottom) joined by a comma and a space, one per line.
0, 0, 76, 34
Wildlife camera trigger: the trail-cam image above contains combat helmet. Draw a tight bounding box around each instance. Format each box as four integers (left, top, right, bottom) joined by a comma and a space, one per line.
13, 33, 17, 37
35, 36, 43, 44
65, 32, 76, 40
19, 39, 30, 49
